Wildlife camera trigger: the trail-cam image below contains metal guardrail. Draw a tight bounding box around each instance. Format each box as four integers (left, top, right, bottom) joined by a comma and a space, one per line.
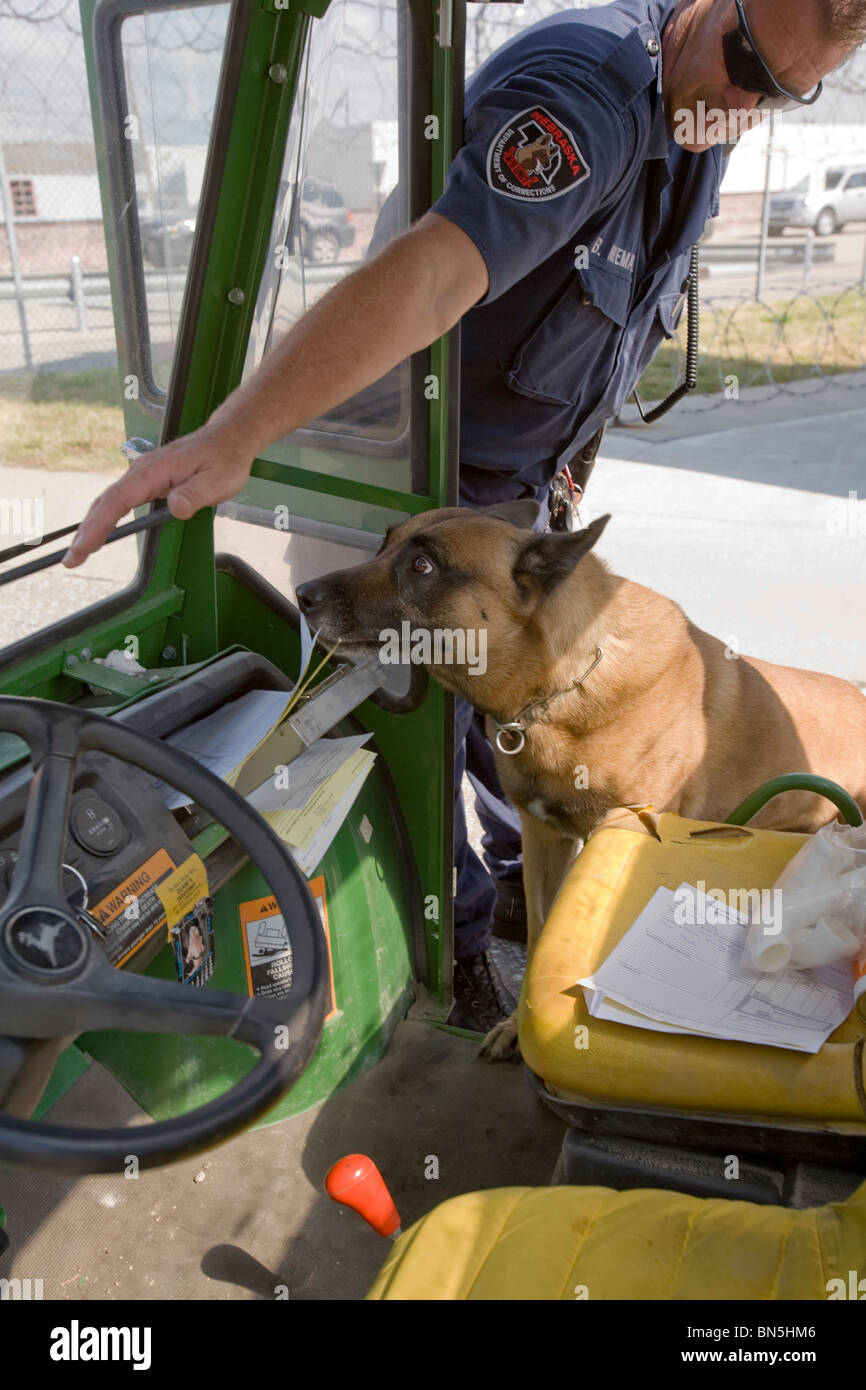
1, 254, 864, 417
0, 267, 187, 301
701, 236, 836, 268
0, 257, 360, 337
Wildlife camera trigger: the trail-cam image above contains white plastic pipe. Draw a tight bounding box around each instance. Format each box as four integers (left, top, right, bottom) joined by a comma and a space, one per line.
744, 862, 866, 973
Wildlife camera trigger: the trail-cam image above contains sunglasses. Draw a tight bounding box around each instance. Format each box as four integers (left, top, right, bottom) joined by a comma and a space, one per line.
722, 0, 823, 111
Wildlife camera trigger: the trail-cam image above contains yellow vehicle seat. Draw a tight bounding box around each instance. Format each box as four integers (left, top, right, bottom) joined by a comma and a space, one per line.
367, 1179, 866, 1300
518, 811, 866, 1132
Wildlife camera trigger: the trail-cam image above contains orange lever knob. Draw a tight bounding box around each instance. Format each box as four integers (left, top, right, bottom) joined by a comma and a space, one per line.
325, 1154, 401, 1238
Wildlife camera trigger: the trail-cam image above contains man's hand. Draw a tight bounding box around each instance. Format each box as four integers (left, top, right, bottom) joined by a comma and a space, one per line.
63, 422, 254, 567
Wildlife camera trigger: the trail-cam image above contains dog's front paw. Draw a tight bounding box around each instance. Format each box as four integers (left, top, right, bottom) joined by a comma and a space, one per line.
479, 1013, 520, 1062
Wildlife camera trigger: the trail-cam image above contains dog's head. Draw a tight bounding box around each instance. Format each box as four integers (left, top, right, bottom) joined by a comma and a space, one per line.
517, 134, 556, 173
295, 503, 610, 707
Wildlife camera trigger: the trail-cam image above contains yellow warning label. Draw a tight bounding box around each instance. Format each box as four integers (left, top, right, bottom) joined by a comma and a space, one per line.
154, 853, 210, 933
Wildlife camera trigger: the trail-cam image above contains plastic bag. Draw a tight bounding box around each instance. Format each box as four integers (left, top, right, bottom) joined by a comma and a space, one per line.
743, 821, 866, 972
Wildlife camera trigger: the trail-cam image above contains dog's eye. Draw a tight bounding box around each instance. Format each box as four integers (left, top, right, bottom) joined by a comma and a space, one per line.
411, 555, 434, 575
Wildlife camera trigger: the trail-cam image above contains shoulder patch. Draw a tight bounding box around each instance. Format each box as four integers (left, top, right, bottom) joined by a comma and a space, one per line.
486, 106, 590, 202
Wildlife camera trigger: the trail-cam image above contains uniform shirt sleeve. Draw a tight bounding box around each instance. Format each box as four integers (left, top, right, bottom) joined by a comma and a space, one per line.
432, 68, 634, 304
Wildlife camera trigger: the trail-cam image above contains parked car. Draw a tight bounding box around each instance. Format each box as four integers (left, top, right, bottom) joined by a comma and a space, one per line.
139, 211, 196, 269
769, 164, 866, 237
140, 178, 355, 269
298, 177, 355, 264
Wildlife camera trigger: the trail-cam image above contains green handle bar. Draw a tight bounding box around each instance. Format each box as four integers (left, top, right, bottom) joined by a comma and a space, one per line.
725, 774, 864, 828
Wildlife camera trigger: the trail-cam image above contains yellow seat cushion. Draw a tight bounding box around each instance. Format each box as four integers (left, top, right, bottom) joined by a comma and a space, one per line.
517, 812, 866, 1129
367, 1180, 866, 1300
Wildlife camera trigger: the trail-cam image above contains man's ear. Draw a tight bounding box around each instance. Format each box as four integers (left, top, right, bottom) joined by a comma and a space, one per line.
483, 499, 545, 531
513, 513, 611, 595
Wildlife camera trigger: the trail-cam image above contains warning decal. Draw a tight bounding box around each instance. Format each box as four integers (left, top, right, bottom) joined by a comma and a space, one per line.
239, 879, 337, 1017
155, 852, 209, 933
91, 848, 177, 967
240, 894, 293, 1000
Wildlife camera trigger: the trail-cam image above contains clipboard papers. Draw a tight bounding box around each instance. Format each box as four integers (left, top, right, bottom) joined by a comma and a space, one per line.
576, 885, 853, 1053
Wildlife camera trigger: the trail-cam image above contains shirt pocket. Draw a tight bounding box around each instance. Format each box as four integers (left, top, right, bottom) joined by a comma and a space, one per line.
623, 288, 686, 402
505, 264, 633, 410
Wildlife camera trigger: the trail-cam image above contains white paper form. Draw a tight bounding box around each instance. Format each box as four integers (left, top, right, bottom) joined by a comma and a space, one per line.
150, 690, 293, 810
245, 734, 373, 813
265, 754, 376, 876
579, 885, 853, 1053
583, 989, 696, 1037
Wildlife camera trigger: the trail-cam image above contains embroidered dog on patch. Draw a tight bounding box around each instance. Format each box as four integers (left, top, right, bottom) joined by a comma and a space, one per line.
515, 133, 557, 176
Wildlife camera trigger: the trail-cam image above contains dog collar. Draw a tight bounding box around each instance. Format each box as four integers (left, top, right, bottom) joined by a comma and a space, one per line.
493, 646, 604, 755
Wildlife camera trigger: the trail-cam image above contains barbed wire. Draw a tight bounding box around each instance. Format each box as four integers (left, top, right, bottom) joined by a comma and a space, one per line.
0, 0, 864, 402
637, 280, 866, 413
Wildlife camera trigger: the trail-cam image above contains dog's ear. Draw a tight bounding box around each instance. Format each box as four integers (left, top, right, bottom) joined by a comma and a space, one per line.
483, 499, 545, 531
513, 514, 611, 595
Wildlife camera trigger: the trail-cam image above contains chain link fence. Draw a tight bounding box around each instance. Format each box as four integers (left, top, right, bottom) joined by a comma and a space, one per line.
631, 280, 866, 417
1, 0, 865, 416
0, 0, 226, 395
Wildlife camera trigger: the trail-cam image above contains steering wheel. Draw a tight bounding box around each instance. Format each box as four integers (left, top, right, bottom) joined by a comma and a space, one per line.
0, 696, 329, 1174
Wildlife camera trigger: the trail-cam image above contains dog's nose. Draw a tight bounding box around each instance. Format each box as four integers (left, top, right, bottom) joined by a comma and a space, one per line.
295, 578, 330, 615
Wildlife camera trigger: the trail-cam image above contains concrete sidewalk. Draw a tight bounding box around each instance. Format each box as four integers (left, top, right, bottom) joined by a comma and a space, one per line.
0, 465, 137, 651
589, 379, 866, 685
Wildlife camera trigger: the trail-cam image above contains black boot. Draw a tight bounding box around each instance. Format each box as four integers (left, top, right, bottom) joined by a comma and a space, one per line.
449, 950, 517, 1034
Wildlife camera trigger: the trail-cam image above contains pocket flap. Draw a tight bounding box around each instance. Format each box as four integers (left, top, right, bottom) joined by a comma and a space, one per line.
575, 264, 633, 328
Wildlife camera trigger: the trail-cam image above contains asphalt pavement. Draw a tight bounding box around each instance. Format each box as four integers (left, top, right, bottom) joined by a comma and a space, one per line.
595, 371, 866, 684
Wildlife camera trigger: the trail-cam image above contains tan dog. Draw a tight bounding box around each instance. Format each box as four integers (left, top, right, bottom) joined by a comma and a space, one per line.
296, 503, 866, 1058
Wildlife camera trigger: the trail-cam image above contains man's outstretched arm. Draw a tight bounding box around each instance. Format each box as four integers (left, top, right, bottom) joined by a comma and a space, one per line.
63, 211, 488, 566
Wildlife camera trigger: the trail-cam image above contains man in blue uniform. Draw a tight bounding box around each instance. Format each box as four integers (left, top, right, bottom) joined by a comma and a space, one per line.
65, 0, 863, 1031
437, 0, 730, 1025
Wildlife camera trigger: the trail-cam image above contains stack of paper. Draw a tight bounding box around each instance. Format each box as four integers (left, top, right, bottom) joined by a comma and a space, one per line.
247, 735, 376, 876
149, 612, 377, 876
150, 617, 339, 813
578, 885, 853, 1053
150, 690, 294, 811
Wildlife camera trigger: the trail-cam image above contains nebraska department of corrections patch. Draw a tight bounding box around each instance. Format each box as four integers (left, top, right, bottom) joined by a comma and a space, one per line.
486, 105, 590, 201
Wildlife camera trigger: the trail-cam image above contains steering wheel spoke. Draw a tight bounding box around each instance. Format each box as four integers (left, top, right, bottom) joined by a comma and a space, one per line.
1, 943, 305, 1052
7, 750, 77, 908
